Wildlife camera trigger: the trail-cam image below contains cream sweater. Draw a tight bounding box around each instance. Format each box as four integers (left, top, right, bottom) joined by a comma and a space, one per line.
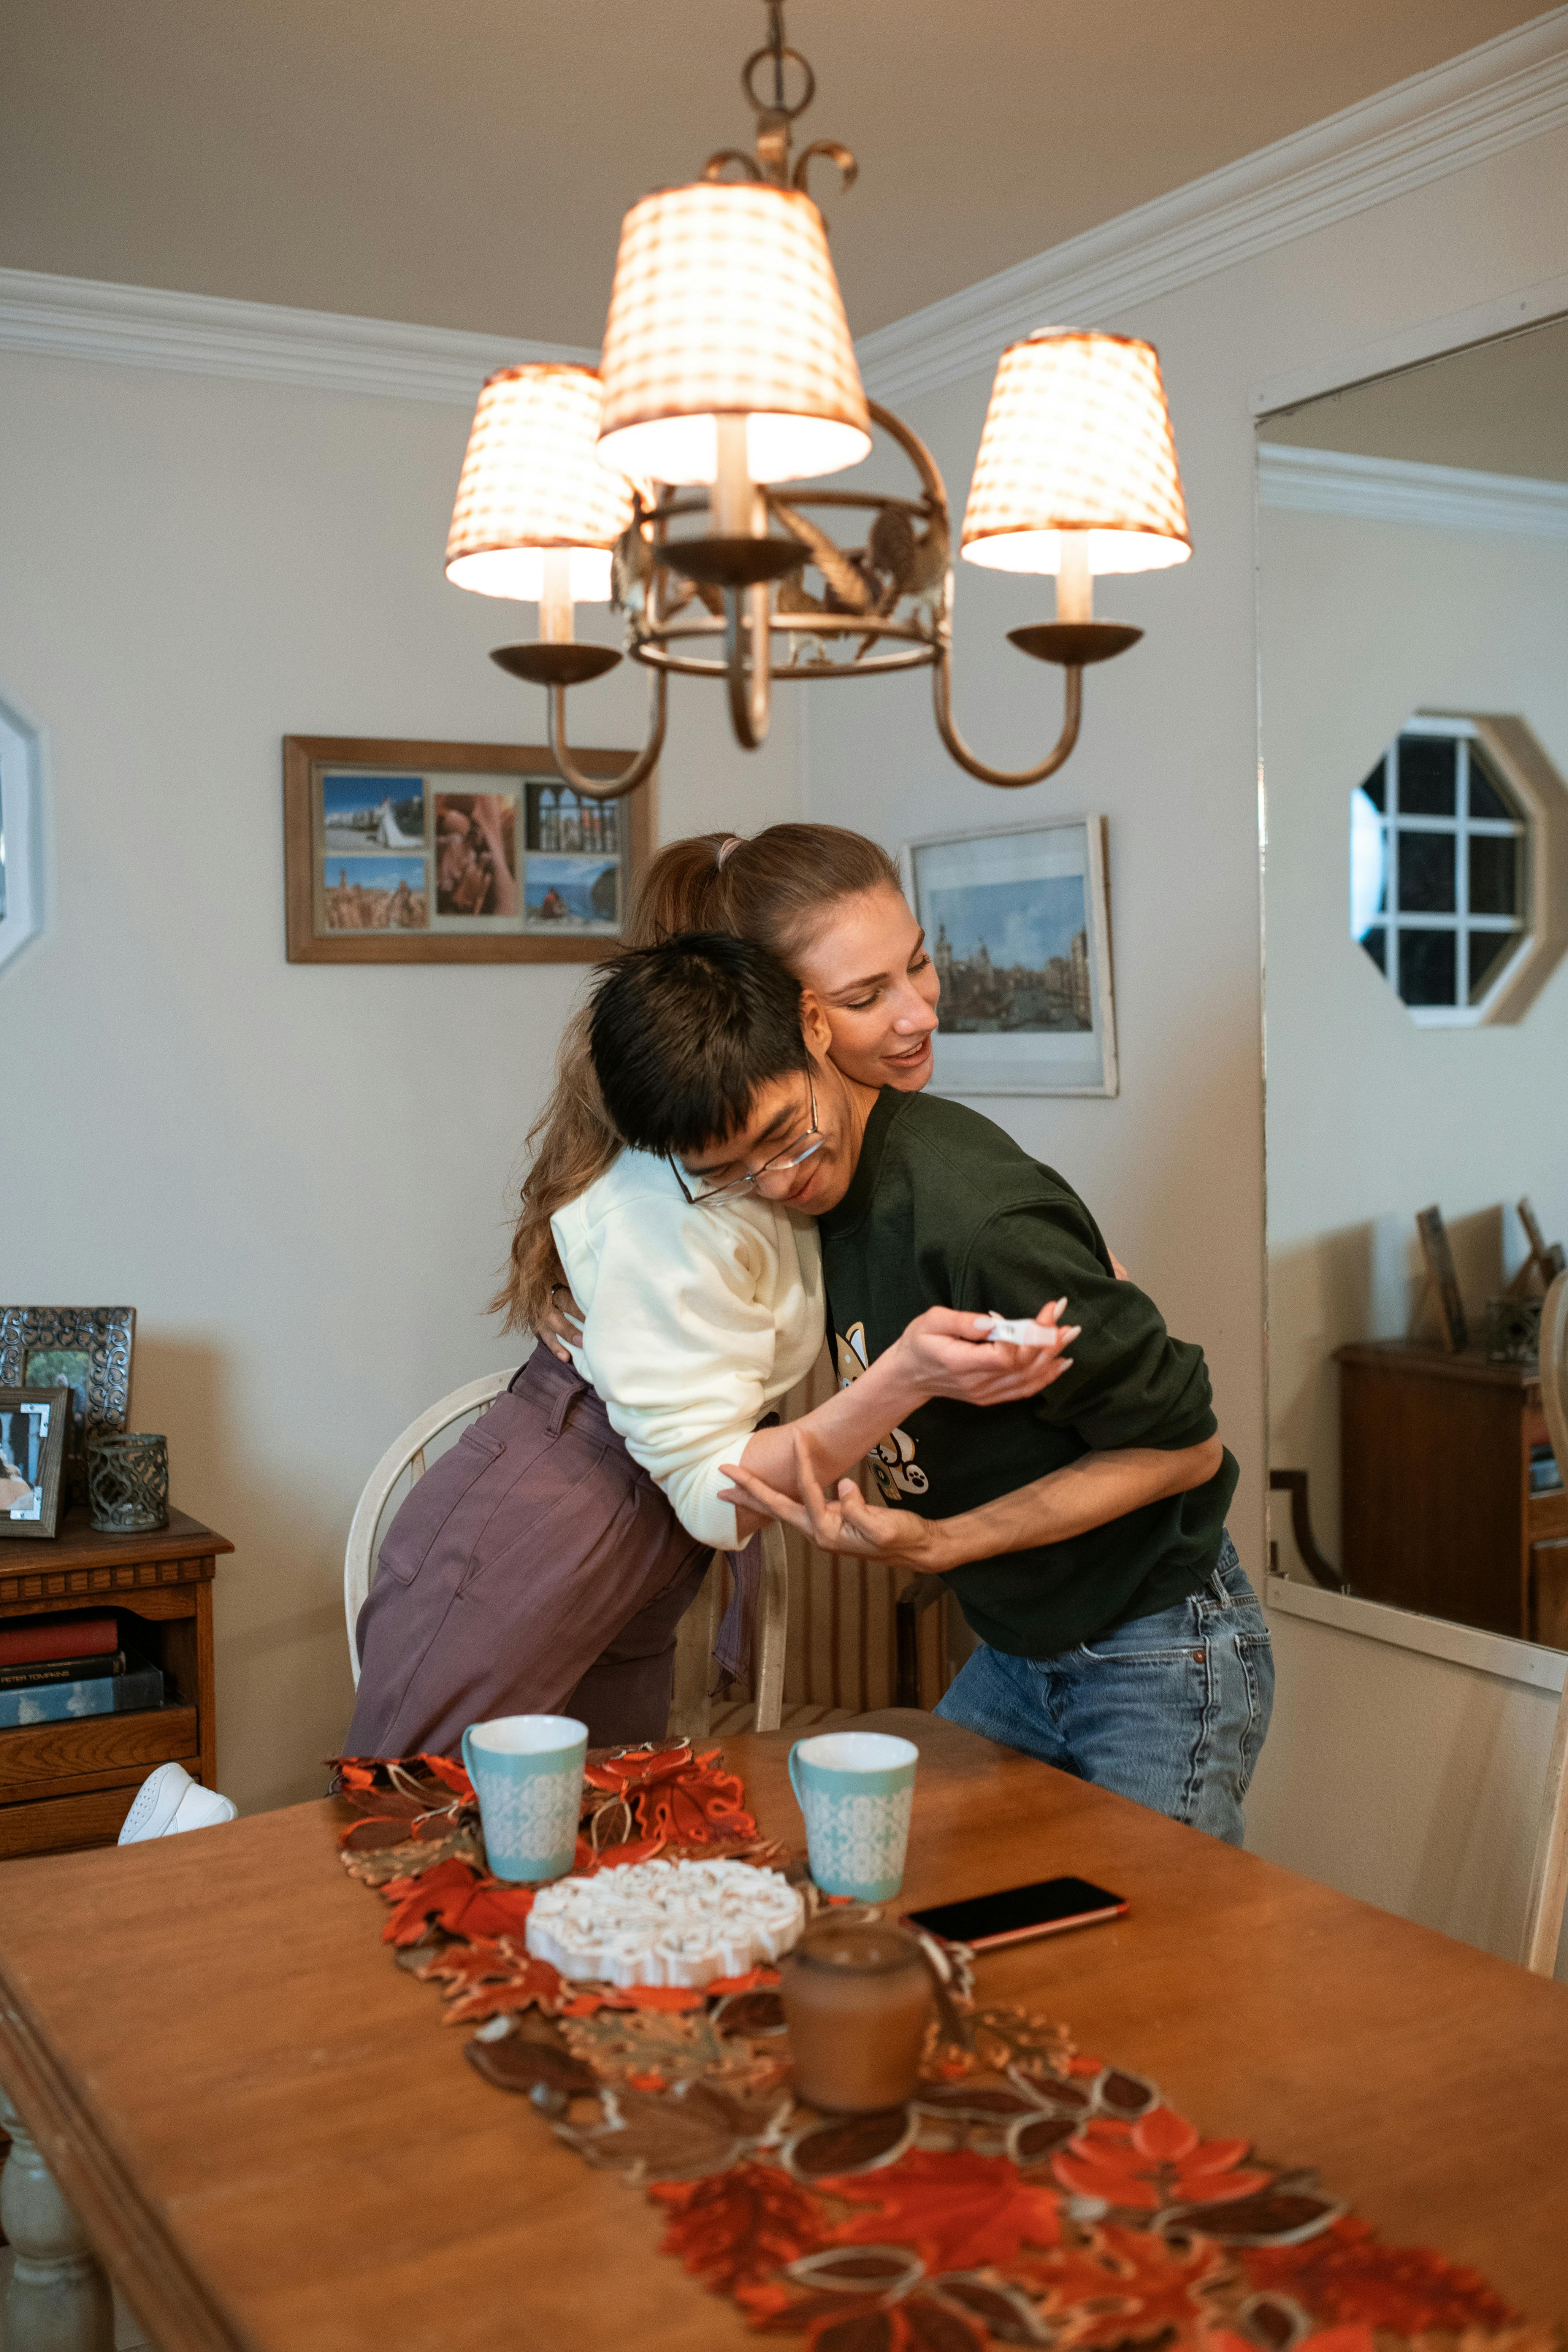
551, 1148, 825, 1551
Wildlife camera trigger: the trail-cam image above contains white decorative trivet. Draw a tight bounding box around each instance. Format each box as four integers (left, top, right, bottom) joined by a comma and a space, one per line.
524, 1857, 805, 1989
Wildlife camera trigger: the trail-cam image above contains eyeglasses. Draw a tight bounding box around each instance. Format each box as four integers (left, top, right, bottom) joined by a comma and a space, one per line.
671, 1075, 824, 1207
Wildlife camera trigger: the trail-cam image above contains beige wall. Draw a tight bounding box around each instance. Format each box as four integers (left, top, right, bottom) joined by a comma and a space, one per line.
1262, 506, 1568, 1560
0, 354, 799, 1811
797, 124, 1568, 1976
3, 105, 1567, 1975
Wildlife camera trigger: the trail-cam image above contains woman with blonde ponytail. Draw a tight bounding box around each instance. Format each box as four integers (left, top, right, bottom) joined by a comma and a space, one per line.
346, 825, 1069, 1763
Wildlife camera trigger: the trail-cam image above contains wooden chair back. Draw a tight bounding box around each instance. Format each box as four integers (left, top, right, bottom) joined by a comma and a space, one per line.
343, 1369, 787, 1736
1522, 1270, 1568, 1974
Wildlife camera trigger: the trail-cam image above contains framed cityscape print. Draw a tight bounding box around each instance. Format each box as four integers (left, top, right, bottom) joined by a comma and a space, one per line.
901, 816, 1118, 1096
283, 737, 655, 963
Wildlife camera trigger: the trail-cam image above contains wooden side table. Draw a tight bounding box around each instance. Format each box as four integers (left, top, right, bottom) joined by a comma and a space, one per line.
1335, 1340, 1568, 1638
0, 1508, 233, 1861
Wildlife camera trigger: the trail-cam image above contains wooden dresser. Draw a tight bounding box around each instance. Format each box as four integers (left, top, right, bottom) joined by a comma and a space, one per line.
1335, 1340, 1568, 1642
0, 1508, 233, 1860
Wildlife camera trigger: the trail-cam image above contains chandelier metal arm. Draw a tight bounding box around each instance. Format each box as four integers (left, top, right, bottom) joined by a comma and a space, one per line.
932, 648, 1084, 788
548, 665, 669, 801
725, 584, 773, 749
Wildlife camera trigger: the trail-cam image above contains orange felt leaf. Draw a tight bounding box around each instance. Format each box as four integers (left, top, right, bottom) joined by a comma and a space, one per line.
1174, 2134, 1252, 2177
555, 1983, 707, 2016
380, 1860, 539, 1946
416, 1753, 476, 1799
1240, 2214, 1517, 2333
826, 2149, 1062, 2271
381, 1859, 484, 1944
590, 1837, 670, 1872
1020, 2221, 1230, 2348
705, 1967, 779, 1997
1172, 2160, 1271, 2205
1051, 2149, 1162, 2210
1130, 2106, 1200, 2163
442, 1955, 565, 2022
584, 1741, 694, 1791
652, 2160, 828, 2298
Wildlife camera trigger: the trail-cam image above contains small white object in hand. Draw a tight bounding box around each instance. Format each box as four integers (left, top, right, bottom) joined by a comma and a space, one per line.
525, 1856, 805, 1988
981, 1312, 1059, 1348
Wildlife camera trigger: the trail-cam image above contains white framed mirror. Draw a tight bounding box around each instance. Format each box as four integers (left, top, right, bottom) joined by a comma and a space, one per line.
1258, 310, 1568, 1669
0, 690, 43, 977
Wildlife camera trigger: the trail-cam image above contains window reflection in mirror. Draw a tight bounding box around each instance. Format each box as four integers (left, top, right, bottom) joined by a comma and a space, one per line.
1258, 317, 1568, 1651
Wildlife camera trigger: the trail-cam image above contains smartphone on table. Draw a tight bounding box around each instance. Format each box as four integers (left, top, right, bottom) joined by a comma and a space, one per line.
905, 1875, 1127, 1952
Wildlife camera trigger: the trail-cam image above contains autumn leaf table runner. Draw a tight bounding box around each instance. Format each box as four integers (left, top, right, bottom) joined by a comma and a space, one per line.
332, 1743, 1558, 2352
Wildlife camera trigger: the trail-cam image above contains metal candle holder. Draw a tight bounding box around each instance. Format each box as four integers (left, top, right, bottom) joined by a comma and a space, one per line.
86, 1432, 170, 1534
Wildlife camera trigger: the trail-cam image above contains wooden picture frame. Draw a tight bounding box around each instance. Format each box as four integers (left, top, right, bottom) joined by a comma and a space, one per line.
1414, 1205, 1468, 1352
901, 815, 1118, 1097
0, 1307, 136, 1507
283, 736, 656, 964
0, 1388, 73, 1538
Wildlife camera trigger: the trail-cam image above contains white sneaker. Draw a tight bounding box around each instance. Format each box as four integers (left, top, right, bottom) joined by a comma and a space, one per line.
118, 1762, 238, 1843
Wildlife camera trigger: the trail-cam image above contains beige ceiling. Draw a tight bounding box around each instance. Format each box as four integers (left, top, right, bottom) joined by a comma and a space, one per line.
1263, 317, 1568, 481
0, 2, 1545, 347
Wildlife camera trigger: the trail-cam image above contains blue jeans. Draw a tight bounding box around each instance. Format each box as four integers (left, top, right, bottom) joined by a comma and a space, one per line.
933, 1536, 1273, 1846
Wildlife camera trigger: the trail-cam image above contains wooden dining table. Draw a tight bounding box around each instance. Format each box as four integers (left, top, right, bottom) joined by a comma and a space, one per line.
0, 1709, 1565, 2351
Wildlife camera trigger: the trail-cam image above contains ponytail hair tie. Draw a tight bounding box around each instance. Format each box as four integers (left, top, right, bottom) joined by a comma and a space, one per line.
716, 835, 744, 870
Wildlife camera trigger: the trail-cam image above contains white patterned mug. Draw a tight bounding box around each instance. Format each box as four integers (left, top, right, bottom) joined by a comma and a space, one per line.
788, 1731, 918, 1902
461, 1714, 587, 1884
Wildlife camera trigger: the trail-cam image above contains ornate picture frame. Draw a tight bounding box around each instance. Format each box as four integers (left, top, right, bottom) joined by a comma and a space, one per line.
0, 1307, 136, 1508
283, 736, 655, 964
0, 1388, 70, 1540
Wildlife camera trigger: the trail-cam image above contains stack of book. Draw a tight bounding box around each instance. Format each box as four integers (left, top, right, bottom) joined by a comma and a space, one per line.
0, 1616, 165, 1729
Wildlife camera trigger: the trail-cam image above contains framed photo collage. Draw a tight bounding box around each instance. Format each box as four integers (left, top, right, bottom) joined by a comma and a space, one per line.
283, 737, 653, 963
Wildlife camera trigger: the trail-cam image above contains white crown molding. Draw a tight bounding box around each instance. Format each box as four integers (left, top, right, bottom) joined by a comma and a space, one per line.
1258, 442, 1568, 538
0, 269, 594, 403
1251, 268, 1568, 416
856, 6, 1568, 406
0, 9, 1563, 412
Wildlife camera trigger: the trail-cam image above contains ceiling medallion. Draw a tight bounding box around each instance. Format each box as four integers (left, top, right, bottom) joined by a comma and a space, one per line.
444, 2, 1192, 801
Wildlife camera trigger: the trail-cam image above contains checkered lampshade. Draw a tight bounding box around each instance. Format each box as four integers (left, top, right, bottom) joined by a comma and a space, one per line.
596, 181, 872, 486
961, 331, 1191, 574
445, 363, 638, 601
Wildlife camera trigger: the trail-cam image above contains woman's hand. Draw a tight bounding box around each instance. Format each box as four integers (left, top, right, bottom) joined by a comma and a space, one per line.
720, 1429, 951, 1571
888, 1301, 1078, 1408
536, 1282, 584, 1365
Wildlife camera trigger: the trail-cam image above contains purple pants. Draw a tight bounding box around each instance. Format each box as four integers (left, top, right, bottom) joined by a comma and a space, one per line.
343, 1346, 712, 1760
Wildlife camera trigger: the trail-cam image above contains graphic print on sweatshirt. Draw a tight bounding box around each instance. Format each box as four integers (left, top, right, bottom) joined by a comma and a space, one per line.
834, 1323, 928, 1501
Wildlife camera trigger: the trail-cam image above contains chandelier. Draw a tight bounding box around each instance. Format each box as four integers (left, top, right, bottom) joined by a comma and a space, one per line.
443, 3, 1191, 801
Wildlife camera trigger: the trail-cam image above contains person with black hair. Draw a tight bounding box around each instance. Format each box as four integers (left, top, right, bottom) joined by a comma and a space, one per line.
345, 934, 1073, 1761
595, 934, 1271, 1848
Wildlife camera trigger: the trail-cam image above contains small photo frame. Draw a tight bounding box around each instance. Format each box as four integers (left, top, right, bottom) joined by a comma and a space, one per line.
1414, 1205, 1468, 1351
902, 816, 1118, 1096
0, 1389, 71, 1538
0, 1306, 136, 1508
284, 737, 654, 963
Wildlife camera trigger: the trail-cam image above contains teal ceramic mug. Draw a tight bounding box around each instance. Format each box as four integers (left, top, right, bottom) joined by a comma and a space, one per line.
788, 1730, 918, 1901
461, 1713, 587, 1884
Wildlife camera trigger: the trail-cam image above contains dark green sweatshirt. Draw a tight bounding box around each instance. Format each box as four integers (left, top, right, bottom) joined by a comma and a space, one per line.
816, 1089, 1237, 1658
